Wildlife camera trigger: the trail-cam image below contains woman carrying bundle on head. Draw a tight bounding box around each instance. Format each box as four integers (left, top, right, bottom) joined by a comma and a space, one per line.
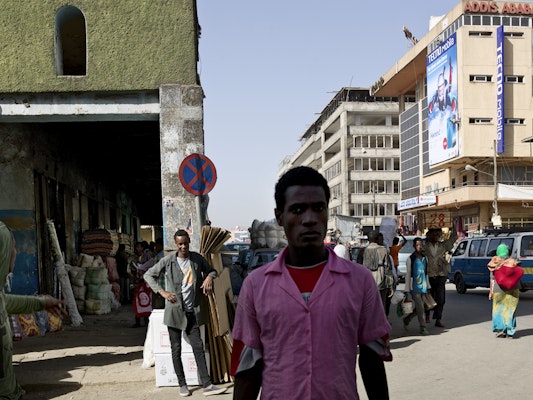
487, 243, 523, 339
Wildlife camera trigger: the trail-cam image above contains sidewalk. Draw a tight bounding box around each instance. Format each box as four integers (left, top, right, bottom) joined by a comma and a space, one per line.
12, 303, 234, 400
14, 284, 527, 399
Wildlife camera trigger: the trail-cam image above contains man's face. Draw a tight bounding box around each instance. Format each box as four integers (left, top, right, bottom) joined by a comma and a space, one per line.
414, 240, 423, 253
437, 81, 445, 101
428, 230, 440, 244
275, 185, 328, 250
175, 235, 190, 258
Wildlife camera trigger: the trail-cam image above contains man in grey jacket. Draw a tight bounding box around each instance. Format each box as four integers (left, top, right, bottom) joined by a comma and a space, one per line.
144, 229, 227, 397
423, 223, 457, 328
363, 229, 395, 314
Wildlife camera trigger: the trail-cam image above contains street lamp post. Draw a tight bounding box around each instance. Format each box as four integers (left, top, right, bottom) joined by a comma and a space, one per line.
465, 140, 501, 228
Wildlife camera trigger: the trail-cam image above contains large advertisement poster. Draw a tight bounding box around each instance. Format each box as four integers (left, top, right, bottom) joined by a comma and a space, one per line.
427, 32, 458, 165
496, 25, 504, 154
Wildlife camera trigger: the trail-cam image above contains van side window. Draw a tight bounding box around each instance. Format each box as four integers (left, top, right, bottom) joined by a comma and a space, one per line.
487, 240, 500, 257
469, 240, 480, 257
487, 239, 514, 257
521, 236, 533, 257
469, 239, 488, 257
478, 239, 488, 256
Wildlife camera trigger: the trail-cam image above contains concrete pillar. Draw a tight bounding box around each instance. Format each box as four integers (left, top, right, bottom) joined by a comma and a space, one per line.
159, 84, 205, 251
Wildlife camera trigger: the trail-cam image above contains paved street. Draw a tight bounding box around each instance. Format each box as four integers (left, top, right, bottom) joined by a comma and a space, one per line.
12, 283, 533, 399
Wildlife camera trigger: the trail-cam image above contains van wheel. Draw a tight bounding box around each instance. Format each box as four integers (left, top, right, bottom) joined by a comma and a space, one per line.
455, 274, 467, 294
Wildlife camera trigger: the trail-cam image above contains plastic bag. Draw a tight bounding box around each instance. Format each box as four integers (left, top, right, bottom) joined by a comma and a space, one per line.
391, 289, 405, 305
396, 295, 413, 317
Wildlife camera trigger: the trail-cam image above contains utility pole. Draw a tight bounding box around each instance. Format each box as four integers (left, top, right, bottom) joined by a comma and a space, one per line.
372, 182, 376, 230
492, 139, 501, 228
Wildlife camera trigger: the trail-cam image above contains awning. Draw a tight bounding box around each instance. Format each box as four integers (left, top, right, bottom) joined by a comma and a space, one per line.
498, 184, 533, 200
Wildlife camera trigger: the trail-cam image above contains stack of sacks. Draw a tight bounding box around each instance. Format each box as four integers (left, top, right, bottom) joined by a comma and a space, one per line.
81, 229, 119, 256
104, 255, 121, 309
85, 256, 112, 315
68, 253, 94, 312
249, 219, 287, 249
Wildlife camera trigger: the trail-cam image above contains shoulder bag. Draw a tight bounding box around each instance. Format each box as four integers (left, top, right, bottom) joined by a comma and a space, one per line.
422, 292, 437, 311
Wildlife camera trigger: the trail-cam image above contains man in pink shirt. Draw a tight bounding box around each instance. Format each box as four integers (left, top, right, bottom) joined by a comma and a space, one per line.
231, 166, 392, 399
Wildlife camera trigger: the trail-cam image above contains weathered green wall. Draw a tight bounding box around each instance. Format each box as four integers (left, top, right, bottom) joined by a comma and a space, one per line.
0, 0, 198, 92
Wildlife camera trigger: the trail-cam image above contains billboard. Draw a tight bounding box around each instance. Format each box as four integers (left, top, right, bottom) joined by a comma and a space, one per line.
496, 25, 504, 154
427, 32, 458, 165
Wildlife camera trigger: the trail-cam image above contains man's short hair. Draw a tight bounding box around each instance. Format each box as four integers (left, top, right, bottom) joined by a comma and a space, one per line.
413, 237, 423, 246
274, 166, 330, 210
174, 229, 190, 240
367, 229, 379, 243
392, 237, 400, 245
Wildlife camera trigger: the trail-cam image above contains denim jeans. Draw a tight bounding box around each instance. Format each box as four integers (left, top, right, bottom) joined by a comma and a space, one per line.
168, 312, 211, 387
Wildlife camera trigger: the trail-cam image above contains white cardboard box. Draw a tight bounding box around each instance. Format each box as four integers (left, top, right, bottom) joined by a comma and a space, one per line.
154, 352, 210, 387
150, 310, 205, 354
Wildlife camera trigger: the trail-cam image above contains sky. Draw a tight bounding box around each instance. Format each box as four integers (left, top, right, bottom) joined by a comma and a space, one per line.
197, 0, 459, 232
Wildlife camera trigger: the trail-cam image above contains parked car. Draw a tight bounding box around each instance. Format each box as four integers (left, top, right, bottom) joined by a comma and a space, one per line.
230, 247, 281, 295
246, 248, 281, 273
397, 235, 425, 281
221, 243, 251, 296
449, 230, 533, 294
220, 241, 251, 264
222, 241, 251, 253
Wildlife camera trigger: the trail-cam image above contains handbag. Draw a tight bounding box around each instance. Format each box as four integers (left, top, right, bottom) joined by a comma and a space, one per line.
422, 292, 437, 311
494, 265, 524, 291
133, 281, 153, 317
400, 299, 414, 315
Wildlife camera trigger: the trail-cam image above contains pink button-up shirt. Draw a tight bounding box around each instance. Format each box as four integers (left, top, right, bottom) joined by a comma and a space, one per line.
233, 247, 391, 400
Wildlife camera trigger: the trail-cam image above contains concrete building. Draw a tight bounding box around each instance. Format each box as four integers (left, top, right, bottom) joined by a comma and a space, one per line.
372, 0, 533, 234
0, 1, 203, 295
279, 88, 407, 237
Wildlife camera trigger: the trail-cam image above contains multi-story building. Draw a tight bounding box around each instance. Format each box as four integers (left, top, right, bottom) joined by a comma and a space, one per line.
0, 1, 202, 295
279, 88, 409, 237
372, 0, 533, 234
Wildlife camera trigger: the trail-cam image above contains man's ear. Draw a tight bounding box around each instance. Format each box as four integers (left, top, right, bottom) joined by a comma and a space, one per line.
274, 208, 282, 225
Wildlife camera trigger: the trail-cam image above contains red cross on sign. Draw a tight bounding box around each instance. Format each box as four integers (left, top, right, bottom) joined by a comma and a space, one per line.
178, 153, 217, 196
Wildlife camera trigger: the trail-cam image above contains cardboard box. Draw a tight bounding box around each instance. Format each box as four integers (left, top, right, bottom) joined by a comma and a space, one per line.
154, 352, 210, 387
150, 310, 205, 354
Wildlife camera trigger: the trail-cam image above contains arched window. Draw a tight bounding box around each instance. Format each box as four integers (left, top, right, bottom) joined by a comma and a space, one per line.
55, 6, 87, 76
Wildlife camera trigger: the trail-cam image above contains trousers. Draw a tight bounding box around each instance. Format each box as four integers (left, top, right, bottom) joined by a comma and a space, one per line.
168, 312, 211, 388
427, 276, 447, 320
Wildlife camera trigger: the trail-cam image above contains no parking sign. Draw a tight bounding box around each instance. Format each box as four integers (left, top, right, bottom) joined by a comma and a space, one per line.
178, 153, 217, 195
